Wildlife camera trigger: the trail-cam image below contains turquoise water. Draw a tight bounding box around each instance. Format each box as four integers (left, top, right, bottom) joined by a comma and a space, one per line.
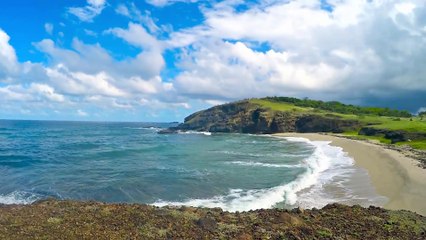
0, 120, 386, 211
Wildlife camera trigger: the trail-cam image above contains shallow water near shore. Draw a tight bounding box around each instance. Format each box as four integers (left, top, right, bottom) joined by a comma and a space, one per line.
0, 120, 386, 211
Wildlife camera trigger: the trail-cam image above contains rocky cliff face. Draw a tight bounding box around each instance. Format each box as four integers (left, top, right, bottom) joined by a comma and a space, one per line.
169, 100, 361, 134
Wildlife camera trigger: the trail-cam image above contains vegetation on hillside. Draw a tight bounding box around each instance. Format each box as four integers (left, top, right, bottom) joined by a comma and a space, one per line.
0, 200, 425, 239
264, 96, 412, 118
251, 97, 426, 150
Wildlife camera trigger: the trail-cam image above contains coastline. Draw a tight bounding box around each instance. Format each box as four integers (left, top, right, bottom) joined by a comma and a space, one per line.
274, 133, 426, 216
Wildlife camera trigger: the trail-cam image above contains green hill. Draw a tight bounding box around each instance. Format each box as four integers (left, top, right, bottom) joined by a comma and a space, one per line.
250, 98, 426, 150
167, 97, 426, 150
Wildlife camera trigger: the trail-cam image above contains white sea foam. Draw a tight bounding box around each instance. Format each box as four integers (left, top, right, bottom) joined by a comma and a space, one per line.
219, 150, 308, 158
228, 161, 303, 168
0, 191, 41, 205
178, 131, 212, 136
124, 127, 163, 131
153, 137, 355, 212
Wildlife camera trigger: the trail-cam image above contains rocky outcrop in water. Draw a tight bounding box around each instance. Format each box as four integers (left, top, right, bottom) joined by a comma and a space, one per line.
165, 100, 361, 134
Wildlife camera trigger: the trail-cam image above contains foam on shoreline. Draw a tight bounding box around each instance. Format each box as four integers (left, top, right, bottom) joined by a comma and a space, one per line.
0, 191, 42, 205
274, 133, 426, 216
154, 137, 363, 212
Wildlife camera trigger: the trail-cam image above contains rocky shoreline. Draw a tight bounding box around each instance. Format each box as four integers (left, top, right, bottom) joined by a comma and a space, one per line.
1, 199, 425, 239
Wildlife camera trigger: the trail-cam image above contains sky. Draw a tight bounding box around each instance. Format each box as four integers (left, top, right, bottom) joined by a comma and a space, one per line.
0, 0, 425, 122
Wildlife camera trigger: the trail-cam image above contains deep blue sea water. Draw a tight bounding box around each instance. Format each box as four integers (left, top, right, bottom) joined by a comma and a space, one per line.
0, 120, 386, 211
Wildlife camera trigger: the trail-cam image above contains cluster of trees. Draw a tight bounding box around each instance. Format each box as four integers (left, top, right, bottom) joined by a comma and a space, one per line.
265, 97, 412, 118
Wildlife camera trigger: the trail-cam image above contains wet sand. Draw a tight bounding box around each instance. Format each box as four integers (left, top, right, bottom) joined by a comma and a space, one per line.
274, 133, 426, 216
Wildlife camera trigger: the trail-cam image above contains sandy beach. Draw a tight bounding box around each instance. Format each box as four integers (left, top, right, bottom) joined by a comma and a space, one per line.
274, 133, 426, 216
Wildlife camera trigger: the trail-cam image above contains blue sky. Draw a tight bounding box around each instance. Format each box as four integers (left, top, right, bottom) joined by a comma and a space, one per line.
0, 0, 425, 122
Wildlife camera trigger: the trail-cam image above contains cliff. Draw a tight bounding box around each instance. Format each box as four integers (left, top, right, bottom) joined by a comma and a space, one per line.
0, 200, 425, 239
170, 100, 361, 134
161, 98, 426, 151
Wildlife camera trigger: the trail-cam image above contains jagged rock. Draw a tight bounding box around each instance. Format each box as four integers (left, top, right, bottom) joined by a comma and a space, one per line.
157, 129, 179, 134
196, 217, 217, 231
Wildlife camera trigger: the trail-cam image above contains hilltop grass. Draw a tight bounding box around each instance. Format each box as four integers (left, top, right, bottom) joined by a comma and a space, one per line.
250, 99, 309, 112
250, 98, 426, 150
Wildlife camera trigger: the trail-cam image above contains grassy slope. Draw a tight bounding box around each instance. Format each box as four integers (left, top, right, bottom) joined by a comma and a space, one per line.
249, 99, 426, 150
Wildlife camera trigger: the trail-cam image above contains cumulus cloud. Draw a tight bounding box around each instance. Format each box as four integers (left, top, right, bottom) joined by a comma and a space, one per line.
0, 83, 66, 104
68, 0, 107, 22
34, 34, 164, 80
169, 0, 426, 107
0, 26, 188, 119
106, 23, 162, 50
0, 29, 19, 78
3, 0, 426, 120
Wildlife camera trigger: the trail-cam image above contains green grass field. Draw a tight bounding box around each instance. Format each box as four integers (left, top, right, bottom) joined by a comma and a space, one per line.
250, 99, 426, 150
250, 99, 309, 112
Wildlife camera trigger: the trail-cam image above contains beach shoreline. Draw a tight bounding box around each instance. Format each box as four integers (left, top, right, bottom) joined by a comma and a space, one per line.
274, 133, 426, 216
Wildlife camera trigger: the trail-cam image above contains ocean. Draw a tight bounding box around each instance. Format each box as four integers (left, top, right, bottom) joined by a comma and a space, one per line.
0, 120, 387, 211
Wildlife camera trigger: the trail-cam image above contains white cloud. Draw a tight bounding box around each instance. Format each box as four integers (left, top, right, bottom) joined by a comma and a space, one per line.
68, 0, 107, 22
169, 0, 426, 103
44, 23, 54, 35
84, 29, 97, 37
30, 83, 65, 102
115, 4, 130, 16
0, 26, 192, 119
115, 3, 160, 33
45, 65, 126, 97
146, 0, 198, 7
0, 83, 66, 104
34, 36, 164, 80
0, 29, 19, 78
106, 23, 162, 50
0, 85, 33, 101
3, 0, 426, 119
77, 109, 88, 116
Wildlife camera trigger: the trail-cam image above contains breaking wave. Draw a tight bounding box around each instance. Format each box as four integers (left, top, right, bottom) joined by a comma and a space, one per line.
153, 137, 354, 212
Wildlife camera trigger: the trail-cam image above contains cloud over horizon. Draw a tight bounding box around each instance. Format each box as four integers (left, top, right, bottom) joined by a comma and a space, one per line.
0, 0, 426, 121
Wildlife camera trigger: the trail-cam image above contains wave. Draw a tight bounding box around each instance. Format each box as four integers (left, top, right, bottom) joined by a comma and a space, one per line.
227, 161, 303, 168
153, 137, 354, 212
218, 150, 309, 158
124, 127, 163, 131
178, 131, 212, 136
0, 191, 42, 205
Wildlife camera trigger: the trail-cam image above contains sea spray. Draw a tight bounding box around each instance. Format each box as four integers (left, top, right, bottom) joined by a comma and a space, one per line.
0, 191, 42, 205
